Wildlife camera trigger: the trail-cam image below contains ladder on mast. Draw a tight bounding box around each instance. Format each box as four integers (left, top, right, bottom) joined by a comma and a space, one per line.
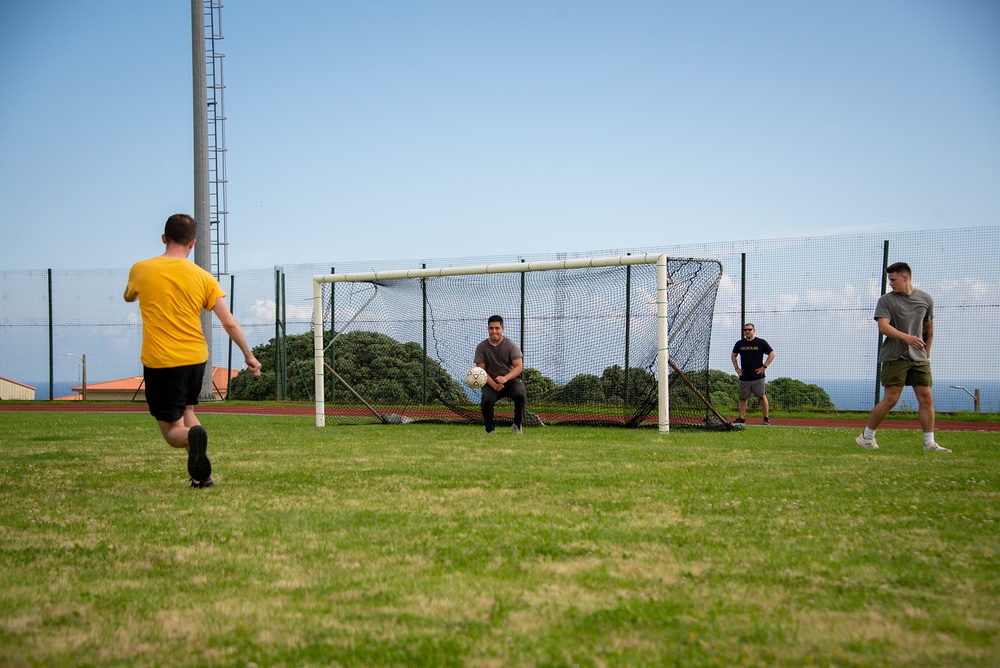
204, 0, 229, 278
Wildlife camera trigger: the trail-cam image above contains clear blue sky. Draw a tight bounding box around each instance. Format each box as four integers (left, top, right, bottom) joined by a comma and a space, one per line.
1, 0, 997, 271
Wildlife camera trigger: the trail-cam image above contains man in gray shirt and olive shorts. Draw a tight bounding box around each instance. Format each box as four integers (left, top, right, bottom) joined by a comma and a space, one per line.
856, 262, 950, 453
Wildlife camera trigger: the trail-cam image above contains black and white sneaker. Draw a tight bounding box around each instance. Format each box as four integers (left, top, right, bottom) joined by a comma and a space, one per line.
187, 425, 211, 481
190, 478, 215, 489
734, 417, 746, 424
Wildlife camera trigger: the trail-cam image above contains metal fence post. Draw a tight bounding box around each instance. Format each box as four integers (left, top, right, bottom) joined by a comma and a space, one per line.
47, 268, 53, 401
422, 263, 427, 403
875, 240, 889, 406
625, 256, 632, 405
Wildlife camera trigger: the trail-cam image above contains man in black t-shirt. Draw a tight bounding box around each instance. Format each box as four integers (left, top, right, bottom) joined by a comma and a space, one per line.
731, 323, 775, 425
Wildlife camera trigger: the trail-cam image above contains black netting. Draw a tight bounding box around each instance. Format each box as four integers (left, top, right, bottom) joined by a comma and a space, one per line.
318, 259, 723, 428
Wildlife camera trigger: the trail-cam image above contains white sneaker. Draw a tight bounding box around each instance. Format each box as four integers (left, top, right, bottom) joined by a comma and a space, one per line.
924, 442, 951, 453
511, 424, 522, 435
855, 434, 879, 450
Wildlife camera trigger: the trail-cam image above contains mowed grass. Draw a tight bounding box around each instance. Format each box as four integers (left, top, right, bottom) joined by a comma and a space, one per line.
1, 413, 997, 667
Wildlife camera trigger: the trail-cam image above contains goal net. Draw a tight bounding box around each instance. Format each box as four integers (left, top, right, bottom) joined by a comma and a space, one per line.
312, 254, 724, 431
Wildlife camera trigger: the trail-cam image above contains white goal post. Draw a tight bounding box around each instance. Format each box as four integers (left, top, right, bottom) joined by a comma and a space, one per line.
312, 253, 672, 431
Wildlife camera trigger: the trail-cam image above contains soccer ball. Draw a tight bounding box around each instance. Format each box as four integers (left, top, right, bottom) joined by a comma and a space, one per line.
465, 366, 488, 389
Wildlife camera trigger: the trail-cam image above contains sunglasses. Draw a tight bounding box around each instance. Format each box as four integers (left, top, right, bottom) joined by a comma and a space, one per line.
743, 328, 754, 331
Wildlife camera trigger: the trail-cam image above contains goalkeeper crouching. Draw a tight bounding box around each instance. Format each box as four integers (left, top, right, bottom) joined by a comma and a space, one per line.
474, 315, 526, 435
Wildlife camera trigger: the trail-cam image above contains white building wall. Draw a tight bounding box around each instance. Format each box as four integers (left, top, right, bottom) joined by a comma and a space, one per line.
0, 377, 36, 400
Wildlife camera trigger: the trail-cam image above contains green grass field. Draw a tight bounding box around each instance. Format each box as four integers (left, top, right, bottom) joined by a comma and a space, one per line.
1, 412, 997, 667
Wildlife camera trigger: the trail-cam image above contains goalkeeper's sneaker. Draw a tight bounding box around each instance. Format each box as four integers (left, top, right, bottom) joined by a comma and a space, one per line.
855, 434, 879, 450
187, 425, 211, 481
924, 442, 951, 453
190, 478, 215, 489
511, 424, 522, 435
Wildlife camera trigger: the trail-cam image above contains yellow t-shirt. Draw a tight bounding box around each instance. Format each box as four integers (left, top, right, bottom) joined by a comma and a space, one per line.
125, 256, 226, 368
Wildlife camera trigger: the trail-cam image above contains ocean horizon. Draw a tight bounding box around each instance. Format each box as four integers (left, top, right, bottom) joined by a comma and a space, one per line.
801, 379, 1000, 413
23, 381, 78, 400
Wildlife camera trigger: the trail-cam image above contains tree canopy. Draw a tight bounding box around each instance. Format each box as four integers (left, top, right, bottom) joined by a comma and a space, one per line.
230, 330, 468, 404
231, 333, 834, 411
672, 370, 835, 410
764, 377, 836, 409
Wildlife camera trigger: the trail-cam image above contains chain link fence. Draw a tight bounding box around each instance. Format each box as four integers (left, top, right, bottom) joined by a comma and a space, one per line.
2, 227, 997, 412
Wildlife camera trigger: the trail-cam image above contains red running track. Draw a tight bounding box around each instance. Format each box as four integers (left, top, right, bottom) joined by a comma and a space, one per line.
1, 403, 998, 431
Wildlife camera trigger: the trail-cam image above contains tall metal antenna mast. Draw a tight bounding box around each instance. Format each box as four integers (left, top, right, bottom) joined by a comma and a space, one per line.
192, 0, 213, 400
192, 0, 229, 400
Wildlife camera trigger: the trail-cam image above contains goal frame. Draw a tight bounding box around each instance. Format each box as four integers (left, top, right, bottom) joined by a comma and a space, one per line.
312, 253, 672, 431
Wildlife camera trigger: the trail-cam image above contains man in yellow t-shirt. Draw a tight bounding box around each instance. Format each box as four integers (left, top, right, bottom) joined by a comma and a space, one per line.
125, 214, 261, 488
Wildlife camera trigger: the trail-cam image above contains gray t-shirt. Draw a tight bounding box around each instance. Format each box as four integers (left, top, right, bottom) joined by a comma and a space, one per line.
874, 288, 934, 362
474, 337, 523, 377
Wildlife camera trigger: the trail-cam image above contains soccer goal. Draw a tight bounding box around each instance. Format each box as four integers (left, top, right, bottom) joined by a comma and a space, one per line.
312, 253, 724, 432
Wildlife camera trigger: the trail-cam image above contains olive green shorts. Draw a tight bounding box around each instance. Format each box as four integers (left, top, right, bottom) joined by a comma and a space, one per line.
880, 359, 932, 387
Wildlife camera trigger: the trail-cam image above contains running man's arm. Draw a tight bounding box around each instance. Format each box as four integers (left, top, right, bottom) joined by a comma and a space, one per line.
211, 298, 262, 376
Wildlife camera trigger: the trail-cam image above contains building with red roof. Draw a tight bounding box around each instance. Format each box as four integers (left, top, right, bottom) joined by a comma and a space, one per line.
55, 367, 239, 401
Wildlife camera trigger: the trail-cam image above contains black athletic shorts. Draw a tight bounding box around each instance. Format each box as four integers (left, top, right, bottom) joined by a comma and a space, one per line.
143, 363, 206, 423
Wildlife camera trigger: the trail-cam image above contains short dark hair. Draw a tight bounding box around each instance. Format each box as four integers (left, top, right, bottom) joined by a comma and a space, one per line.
164, 214, 197, 245
886, 262, 911, 277
488, 315, 504, 325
